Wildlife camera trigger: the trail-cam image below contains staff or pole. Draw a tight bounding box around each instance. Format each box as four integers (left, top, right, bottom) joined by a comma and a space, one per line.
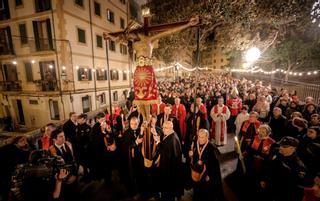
234, 136, 246, 174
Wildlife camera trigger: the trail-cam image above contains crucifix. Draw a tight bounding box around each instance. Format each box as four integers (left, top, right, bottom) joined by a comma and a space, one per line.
104, 8, 198, 122
104, 8, 198, 168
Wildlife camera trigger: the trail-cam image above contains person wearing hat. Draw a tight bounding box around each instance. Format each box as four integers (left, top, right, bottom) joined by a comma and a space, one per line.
226, 87, 242, 133
298, 126, 320, 178
269, 107, 287, 142
286, 117, 308, 139
265, 136, 307, 201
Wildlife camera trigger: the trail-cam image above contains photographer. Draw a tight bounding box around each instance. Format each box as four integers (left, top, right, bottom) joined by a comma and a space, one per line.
49, 128, 78, 201
0, 136, 31, 201
9, 150, 73, 201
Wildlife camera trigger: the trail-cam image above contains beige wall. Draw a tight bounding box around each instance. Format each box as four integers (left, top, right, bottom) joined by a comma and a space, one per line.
0, 0, 132, 129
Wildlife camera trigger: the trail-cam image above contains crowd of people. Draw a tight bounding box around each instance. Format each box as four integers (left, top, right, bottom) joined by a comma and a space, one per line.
0, 73, 319, 201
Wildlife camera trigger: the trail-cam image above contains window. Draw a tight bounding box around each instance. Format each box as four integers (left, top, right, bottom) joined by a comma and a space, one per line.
96, 69, 107, 80
123, 90, 128, 98
19, 24, 28, 44
82, 96, 91, 113
24, 62, 33, 82
75, 0, 83, 7
77, 28, 86, 43
32, 19, 54, 51
0, 26, 14, 55
15, 0, 23, 7
221, 58, 224, 62
98, 93, 106, 104
123, 71, 127, 80
120, 17, 125, 29
94, 1, 100, 16
213, 59, 216, 63
120, 44, 127, 55
96, 34, 102, 48
119, 0, 125, 4
110, 70, 119, 80
107, 9, 114, 23
109, 40, 115, 51
77, 67, 92, 81
113, 91, 118, 101
29, 100, 38, 105
49, 99, 60, 120
35, 0, 51, 12
0, 0, 11, 20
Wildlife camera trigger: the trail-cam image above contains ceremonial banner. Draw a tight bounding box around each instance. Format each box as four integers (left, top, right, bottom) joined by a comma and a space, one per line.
133, 65, 159, 105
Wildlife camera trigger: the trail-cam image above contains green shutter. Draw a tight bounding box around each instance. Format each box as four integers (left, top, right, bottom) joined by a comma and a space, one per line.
88, 69, 92, 80
32, 21, 40, 51
77, 69, 82, 81
6, 26, 14, 54
104, 70, 108, 80
46, 19, 53, 50
19, 24, 28, 44
25, 63, 33, 82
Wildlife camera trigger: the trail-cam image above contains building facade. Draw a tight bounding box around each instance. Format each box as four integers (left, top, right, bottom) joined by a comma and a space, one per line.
0, 0, 135, 129
202, 45, 229, 70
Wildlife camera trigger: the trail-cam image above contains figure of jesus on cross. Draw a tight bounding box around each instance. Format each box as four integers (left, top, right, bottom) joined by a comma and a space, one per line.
104, 8, 199, 123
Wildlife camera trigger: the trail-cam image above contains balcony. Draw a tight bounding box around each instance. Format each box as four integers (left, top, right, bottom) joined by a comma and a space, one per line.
0, 81, 22, 91
34, 38, 54, 52
33, 79, 58, 91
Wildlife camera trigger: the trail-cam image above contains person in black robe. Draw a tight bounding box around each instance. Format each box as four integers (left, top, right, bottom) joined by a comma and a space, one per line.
189, 129, 224, 201
157, 121, 183, 201
74, 114, 91, 181
263, 136, 308, 201
121, 117, 144, 197
268, 107, 287, 142
62, 112, 78, 144
92, 121, 116, 185
88, 112, 106, 179
157, 104, 181, 140
127, 105, 144, 127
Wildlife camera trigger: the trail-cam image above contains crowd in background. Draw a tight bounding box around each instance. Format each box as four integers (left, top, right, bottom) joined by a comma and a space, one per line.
0, 74, 319, 201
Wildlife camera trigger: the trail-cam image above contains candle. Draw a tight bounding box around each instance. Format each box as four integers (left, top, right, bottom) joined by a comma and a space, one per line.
234, 136, 246, 174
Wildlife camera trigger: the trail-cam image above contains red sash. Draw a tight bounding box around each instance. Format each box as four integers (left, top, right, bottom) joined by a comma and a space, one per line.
241, 120, 261, 133
251, 136, 275, 155
211, 105, 227, 143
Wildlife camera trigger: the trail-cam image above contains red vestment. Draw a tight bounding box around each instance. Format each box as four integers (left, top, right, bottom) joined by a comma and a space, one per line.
227, 97, 242, 116
151, 103, 166, 116
172, 103, 187, 141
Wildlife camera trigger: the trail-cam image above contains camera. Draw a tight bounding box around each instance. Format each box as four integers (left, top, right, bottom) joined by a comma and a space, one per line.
9, 150, 75, 201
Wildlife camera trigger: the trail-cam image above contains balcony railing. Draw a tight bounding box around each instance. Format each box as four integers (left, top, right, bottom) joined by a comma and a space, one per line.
0, 81, 22, 91
33, 79, 58, 91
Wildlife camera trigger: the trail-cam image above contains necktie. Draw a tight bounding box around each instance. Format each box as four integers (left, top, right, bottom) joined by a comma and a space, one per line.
61, 146, 66, 155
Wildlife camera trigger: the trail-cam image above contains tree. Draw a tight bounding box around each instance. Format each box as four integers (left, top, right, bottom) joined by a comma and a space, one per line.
145, 0, 316, 66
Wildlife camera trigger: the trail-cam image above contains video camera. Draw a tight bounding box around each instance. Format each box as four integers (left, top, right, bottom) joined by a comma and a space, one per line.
10, 150, 74, 201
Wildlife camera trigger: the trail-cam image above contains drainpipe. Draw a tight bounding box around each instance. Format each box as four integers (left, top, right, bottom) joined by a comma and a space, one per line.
88, 0, 98, 110
51, 5, 66, 120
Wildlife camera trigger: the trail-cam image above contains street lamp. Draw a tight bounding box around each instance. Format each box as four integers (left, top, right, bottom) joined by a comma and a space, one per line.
245, 47, 261, 63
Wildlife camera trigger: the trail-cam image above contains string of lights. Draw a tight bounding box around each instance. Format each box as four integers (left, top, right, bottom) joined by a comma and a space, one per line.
231, 68, 319, 76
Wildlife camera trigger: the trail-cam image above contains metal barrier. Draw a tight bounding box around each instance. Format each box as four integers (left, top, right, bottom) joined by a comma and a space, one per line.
234, 73, 320, 101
